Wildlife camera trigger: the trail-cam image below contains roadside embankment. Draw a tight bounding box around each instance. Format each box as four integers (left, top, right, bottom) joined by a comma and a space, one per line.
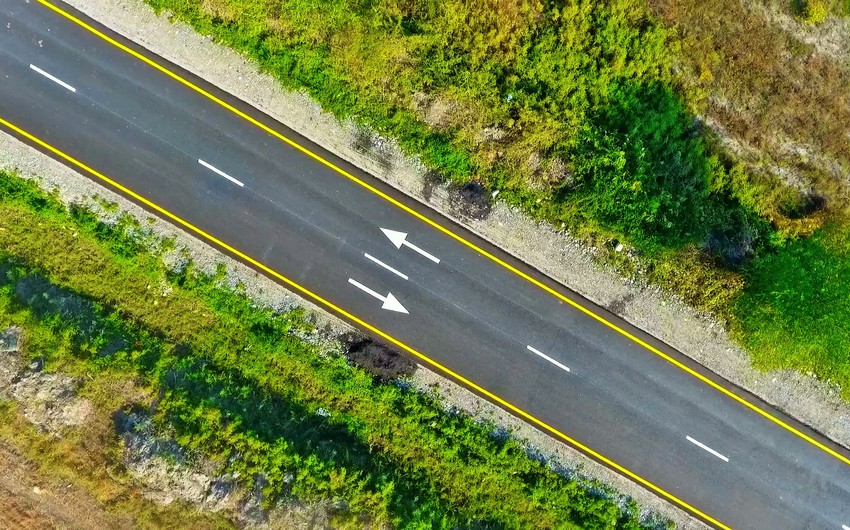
56, 0, 850, 450
0, 156, 677, 527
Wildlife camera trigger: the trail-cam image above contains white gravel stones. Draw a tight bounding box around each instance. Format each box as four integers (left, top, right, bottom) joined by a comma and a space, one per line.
7, 0, 850, 525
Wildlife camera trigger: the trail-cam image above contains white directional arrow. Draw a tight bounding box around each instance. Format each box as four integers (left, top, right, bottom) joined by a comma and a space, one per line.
347, 278, 409, 314
380, 228, 441, 264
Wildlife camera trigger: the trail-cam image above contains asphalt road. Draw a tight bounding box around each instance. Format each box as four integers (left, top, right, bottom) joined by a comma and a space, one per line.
2, 2, 850, 528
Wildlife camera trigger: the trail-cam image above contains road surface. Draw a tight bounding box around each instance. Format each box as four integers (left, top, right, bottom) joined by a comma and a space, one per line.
1, 1, 849, 528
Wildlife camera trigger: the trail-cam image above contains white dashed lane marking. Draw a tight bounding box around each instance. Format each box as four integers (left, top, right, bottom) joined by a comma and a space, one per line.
198, 159, 244, 187
29, 64, 76, 92
527, 345, 571, 373
364, 253, 409, 280
686, 436, 729, 462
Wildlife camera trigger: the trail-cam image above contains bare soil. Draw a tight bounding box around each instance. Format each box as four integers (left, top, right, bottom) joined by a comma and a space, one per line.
2, 0, 849, 527
343, 336, 418, 382
0, 441, 131, 530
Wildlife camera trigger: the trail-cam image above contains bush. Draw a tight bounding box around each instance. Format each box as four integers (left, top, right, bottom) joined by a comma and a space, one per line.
566, 81, 715, 248
733, 223, 850, 395
794, 0, 830, 23
0, 169, 658, 529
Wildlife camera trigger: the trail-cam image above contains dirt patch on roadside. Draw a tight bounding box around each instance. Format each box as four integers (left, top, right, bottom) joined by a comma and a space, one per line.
0, 326, 93, 437
0, 327, 22, 389
114, 408, 240, 514
114, 405, 346, 529
0, 441, 131, 530
8, 370, 94, 436
344, 335, 417, 382
9, 1, 850, 526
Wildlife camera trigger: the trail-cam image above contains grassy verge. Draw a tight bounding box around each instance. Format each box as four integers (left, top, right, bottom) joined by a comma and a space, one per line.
140, 0, 850, 399
146, 0, 773, 252
0, 170, 665, 528
0, 392, 232, 528
732, 222, 850, 387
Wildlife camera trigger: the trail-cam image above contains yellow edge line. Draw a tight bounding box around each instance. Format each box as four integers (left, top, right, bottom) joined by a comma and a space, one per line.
25, 0, 849, 508
40, 0, 848, 473
0, 113, 731, 529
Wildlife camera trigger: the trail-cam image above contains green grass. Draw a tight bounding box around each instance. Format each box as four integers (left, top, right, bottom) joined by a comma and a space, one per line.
145, 0, 769, 254
138, 0, 850, 401
0, 170, 662, 528
733, 222, 850, 394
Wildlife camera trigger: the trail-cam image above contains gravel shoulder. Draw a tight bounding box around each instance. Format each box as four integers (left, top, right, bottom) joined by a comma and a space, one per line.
4, 0, 850, 526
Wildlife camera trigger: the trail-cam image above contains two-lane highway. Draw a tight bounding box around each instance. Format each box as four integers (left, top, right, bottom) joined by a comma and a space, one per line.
2, 1, 850, 527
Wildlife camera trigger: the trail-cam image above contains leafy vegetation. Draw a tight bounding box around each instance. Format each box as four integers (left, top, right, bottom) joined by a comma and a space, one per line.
147, 0, 768, 252
648, 0, 850, 226
0, 170, 661, 528
644, 0, 850, 393
733, 222, 850, 391
792, 0, 849, 21
138, 0, 850, 400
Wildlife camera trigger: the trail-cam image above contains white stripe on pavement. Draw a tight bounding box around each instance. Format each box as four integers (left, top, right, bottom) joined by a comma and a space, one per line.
526, 345, 570, 373
686, 436, 729, 462
348, 277, 384, 301
29, 64, 77, 92
347, 277, 408, 313
198, 159, 244, 187
364, 253, 408, 280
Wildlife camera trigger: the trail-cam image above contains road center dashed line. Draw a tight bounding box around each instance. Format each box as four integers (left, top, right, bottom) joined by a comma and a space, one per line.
364, 253, 408, 280
198, 159, 244, 187
842, 524, 849, 530
526, 345, 571, 373
29, 64, 76, 92
686, 436, 729, 462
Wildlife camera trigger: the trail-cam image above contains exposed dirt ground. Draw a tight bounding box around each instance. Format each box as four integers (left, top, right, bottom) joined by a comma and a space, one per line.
2, 0, 848, 527
0, 442, 131, 530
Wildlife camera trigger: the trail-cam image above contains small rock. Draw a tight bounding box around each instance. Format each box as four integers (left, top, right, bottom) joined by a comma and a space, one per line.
0, 326, 21, 353
32, 486, 42, 495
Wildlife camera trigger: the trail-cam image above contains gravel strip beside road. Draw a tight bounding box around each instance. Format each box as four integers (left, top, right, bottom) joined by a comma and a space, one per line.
59, 0, 850, 449
8, 0, 850, 524
0, 106, 698, 530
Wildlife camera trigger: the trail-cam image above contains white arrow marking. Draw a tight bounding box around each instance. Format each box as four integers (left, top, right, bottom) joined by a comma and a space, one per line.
527, 345, 570, 373
347, 278, 409, 314
843, 525, 850, 530
381, 228, 440, 264
364, 253, 409, 280
198, 159, 244, 187
29, 64, 76, 93
686, 436, 729, 462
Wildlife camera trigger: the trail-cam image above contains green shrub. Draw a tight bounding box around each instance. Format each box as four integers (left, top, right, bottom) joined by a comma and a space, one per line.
566, 81, 716, 248
793, 0, 830, 22
0, 169, 657, 529
733, 223, 850, 394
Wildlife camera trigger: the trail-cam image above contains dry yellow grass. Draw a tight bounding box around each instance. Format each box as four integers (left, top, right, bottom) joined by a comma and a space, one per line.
649, 0, 850, 233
